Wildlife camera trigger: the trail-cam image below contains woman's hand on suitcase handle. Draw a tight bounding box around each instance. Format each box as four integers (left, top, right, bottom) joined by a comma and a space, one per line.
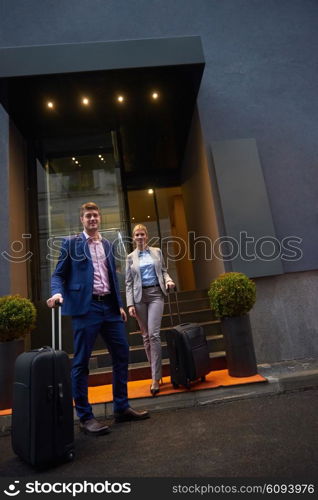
166, 281, 176, 291
128, 306, 137, 318
46, 293, 63, 308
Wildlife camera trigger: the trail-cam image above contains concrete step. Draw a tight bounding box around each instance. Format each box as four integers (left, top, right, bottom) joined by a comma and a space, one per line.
163, 298, 210, 314
31, 290, 212, 353
88, 351, 227, 386
128, 320, 221, 346
163, 297, 210, 315
119, 289, 208, 311
84, 333, 225, 370
162, 309, 216, 328
122, 289, 209, 301
122, 297, 213, 334
164, 289, 209, 301
93, 309, 217, 350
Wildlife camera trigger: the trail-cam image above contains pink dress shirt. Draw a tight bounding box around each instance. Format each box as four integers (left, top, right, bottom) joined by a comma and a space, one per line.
83, 231, 111, 295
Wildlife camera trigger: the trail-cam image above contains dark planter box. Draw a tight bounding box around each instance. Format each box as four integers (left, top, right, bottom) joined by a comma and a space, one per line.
221, 314, 257, 377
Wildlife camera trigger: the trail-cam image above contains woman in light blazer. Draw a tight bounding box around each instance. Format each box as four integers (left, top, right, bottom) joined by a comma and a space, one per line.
125, 224, 175, 396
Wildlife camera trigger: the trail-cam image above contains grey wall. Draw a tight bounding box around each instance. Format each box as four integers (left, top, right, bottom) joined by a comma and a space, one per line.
1, 0, 318, 274
250, 271, 318, 363
211, 138, 284, 277
0, 104, 10, 295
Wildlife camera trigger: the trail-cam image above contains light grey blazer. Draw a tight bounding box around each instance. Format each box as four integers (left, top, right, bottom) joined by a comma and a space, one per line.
125, 247, 173, 306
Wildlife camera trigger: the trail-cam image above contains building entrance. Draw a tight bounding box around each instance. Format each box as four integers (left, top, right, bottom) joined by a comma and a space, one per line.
127, 187, 195, 291
0, 37, 211, 369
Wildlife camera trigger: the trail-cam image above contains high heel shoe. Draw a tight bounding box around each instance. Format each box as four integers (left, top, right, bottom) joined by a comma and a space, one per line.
150, 386, 159, 396
150, 381, 160, 397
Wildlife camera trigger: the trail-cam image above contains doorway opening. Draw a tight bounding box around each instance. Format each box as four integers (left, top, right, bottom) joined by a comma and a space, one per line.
127, 187, 195, 291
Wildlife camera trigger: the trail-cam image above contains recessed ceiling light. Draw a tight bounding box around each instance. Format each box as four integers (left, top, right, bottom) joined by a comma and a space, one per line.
152, 92, 159, 100
75, 160, 79, 164
148, 189, 154, 194
47, 101, 54, 109
82, 97, 90, 105
72, 157, 76, 161
147, 215, 150, 219
117, 95, 125, 103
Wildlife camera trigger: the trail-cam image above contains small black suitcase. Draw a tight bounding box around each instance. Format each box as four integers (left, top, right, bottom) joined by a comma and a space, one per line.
165, 290, 211, 389
11, 304, 74, 467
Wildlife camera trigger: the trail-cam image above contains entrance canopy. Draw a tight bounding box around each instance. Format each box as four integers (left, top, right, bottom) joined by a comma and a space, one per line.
0, 37, 204, 78
0, 37, 205, 188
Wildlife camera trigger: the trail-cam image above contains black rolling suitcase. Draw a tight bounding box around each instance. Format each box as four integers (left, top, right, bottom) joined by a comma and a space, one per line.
165, 290, 211, 389
11, 304, 74, 467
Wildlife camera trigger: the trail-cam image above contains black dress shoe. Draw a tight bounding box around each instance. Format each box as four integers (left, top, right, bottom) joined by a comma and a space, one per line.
79, 417, 111, 436
114, 407, 150, 423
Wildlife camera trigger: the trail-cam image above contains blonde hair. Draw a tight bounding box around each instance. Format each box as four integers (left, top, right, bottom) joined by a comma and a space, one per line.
132, 224, 148, 237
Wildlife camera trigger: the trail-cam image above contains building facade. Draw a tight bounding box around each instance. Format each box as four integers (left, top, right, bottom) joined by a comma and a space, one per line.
1, 0, 318, 364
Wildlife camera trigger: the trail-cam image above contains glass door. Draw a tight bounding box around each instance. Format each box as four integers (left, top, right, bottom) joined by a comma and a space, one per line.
36, 132, 128, 299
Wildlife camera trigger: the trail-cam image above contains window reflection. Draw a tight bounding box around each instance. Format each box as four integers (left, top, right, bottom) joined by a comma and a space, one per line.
37, 142, 127, 299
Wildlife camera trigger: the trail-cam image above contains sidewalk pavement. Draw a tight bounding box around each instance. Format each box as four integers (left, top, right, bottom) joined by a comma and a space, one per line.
1, 357, 318, 434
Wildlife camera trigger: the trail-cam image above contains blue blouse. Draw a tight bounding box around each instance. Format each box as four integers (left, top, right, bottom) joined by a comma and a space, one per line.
138, 249, 159, 286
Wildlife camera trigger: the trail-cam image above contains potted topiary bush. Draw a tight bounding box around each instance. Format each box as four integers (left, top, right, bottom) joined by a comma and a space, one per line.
208, 272, 257, 377
0, 295, 37, 410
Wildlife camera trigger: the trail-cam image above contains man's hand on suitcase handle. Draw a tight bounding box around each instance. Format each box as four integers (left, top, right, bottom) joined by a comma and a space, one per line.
47, 293, 63, 308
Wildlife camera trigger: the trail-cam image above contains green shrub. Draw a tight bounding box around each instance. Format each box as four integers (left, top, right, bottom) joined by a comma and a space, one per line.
0, 295, 37, 342
208, 272, 256, 318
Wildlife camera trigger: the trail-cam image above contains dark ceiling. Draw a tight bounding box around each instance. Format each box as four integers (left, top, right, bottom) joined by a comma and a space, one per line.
0, 63, 204, 188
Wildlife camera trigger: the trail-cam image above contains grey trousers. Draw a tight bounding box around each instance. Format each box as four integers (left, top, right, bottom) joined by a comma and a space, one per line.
134, 286, 165, 381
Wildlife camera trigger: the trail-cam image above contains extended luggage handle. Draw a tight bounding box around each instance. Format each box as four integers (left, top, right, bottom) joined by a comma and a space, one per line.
51, 301, 62, 350
167, 286, 181, 326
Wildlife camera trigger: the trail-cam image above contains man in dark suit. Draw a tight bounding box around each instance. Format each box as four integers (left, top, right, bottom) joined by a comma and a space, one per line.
47, 201, 149, 435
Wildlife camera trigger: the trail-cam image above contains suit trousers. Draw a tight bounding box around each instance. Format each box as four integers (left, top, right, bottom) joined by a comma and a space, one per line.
71, 296, 129, 421
135, 286, 164, 381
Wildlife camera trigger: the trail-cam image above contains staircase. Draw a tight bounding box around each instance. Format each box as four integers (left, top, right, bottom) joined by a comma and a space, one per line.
86, 289, 226, 386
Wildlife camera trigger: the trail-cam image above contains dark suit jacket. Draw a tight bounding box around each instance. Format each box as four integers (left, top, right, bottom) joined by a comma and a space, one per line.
51, 232, 123, 316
